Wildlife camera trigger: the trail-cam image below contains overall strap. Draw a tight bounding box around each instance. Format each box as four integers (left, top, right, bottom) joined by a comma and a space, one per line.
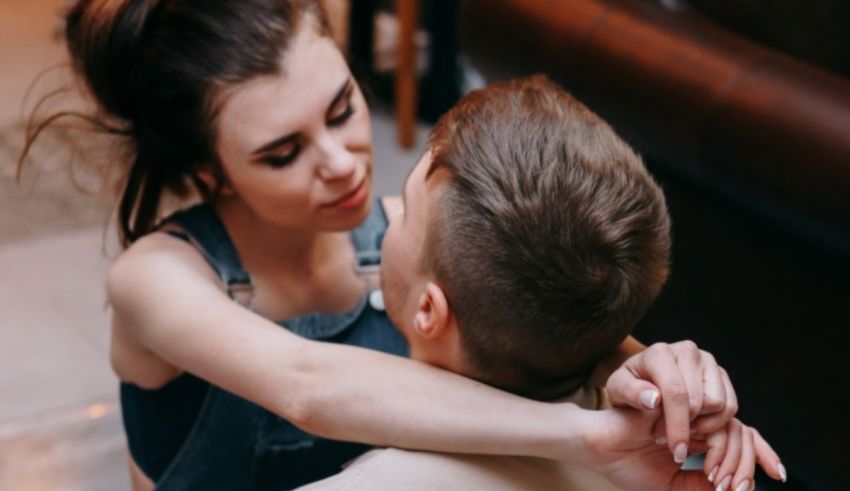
350, 198, 388, 267
164, 204, 254, 308
282, 198, 389, 340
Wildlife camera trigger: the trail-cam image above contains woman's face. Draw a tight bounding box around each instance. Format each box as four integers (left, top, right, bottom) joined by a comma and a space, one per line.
214, 21, 373, 232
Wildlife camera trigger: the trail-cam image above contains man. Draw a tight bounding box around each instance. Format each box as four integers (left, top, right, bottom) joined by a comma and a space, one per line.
299, 77, 782, 491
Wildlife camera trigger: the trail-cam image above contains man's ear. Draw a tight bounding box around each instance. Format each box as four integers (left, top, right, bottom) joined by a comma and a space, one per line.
196, 167, 235, 196
413, 282, 451, 340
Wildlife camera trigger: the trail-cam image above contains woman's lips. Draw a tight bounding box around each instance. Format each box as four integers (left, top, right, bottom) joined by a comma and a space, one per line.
323, 176, 368, 210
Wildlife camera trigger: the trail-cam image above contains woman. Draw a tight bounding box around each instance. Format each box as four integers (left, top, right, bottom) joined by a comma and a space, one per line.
22, 0, 760, 489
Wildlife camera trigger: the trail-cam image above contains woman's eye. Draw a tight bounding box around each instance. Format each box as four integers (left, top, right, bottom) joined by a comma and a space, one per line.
328, 99, 355, 127
263, 143, 300, 168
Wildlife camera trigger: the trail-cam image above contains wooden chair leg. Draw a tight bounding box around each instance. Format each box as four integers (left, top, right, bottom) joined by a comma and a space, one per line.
395, 0, 418, 149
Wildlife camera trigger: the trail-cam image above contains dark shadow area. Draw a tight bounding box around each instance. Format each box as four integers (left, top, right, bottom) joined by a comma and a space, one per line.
636, 163, 848, 490
685, 0, 850, 77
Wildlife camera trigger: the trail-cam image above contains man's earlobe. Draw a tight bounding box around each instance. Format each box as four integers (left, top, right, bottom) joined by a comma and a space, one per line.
413, 283, 450, 339
196, 168, 234, 196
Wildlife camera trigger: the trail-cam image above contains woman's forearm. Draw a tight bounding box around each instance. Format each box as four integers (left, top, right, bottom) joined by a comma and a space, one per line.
110, 253, 592, 462
275, 339, 590, 461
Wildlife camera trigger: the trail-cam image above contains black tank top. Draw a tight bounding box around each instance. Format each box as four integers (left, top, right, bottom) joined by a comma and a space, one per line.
119, 200, 408, 489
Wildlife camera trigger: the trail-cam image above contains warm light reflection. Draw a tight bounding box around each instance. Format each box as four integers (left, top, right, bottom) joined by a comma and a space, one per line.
86, 403, 107, 419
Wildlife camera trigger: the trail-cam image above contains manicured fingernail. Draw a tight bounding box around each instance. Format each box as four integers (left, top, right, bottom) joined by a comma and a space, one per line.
655, 436, 667, 445
640, 389, 659, 409
708, 466, 718, 483
734, 479, 750, 491
778, 463, 787, 482
716, 475, 731, 491
674, 442, 688, 463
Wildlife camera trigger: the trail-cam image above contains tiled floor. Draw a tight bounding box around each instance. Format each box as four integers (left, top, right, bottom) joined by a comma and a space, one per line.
0, 229, 115, 423
0, 400, 128, 490
0, 1, 430, 488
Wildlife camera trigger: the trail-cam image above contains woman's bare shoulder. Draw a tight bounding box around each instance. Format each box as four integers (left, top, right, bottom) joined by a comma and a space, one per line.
110, 230, 219, 287
108, 232, 220, 386
106, 232, 315, 415
107, 231, 224, 328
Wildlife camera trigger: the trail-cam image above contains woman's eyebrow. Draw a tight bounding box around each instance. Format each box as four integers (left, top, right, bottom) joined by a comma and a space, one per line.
250, 78, 353, 156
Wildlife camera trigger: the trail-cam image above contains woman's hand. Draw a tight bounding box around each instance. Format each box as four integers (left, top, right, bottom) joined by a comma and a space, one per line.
579, 406, 786, 491
700, 419, 786, 491
605, 341, 738, 461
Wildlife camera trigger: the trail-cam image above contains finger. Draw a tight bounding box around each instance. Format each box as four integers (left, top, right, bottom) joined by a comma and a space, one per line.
687, 434, 711, 453
672, 340, 704, 417
699, 351, 726, 415
714, 420, 743, 491
637, 344, 692, 459
606, 367, 661, 411
702, 430, 728, 484
690, 413, 725, 436
752, 428, 787, 482
652, 417, 668, 446
730, 426, 756, 491
721, 368, 739, 418
692, 368, 738, 435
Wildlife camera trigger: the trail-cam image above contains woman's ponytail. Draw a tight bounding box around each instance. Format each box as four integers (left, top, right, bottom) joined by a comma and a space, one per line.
65, 0, 161, 121
23, 0, 331, 247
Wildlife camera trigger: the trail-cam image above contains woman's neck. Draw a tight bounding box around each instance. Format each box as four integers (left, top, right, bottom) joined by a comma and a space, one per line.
213, 198, 346, 280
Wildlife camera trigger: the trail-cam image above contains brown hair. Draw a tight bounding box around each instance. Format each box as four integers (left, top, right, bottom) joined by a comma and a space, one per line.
424, 76, 671, 401
20, 0, 329, 247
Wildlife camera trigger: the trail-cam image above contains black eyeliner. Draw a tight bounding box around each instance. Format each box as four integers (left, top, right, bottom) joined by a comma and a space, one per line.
328, 102, 354, 127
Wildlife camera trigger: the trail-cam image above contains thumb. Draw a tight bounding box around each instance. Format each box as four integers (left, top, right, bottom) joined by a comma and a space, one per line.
607, 368, 661, 410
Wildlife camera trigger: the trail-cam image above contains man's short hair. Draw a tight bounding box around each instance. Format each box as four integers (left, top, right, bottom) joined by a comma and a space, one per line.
423, 76, 671, 401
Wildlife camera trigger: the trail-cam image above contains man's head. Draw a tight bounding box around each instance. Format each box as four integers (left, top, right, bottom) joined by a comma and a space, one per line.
381, 76, 671, 400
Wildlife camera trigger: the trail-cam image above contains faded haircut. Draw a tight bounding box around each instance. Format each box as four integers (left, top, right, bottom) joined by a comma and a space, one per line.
423, 76, 671, 401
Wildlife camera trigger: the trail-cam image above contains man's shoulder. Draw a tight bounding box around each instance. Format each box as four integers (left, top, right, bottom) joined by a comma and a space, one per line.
296, 447, 621, 491
296, 389, 616, 491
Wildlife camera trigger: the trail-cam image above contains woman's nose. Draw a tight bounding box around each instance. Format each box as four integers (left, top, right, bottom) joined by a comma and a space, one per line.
316, 132, 356, 181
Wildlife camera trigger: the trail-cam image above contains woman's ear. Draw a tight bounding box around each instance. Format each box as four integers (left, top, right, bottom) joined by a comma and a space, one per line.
413, 282, 451, 340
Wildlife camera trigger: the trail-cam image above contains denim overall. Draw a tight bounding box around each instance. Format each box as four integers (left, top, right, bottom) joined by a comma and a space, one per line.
120, 199, 408, 490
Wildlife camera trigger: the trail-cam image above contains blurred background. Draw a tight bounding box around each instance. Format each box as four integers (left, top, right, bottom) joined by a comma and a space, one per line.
1, 0, 848, 489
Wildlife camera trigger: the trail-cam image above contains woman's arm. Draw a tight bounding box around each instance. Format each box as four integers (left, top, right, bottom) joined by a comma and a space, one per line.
108, 233, 588, 461
577, 405, 785, 491
109, 232, 746, 478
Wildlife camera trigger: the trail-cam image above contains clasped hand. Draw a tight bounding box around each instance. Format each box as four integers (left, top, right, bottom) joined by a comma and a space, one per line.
585, 341, 785, 491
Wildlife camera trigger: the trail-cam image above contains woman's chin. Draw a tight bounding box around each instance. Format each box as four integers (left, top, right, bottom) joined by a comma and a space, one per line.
321, 188, 374, 231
